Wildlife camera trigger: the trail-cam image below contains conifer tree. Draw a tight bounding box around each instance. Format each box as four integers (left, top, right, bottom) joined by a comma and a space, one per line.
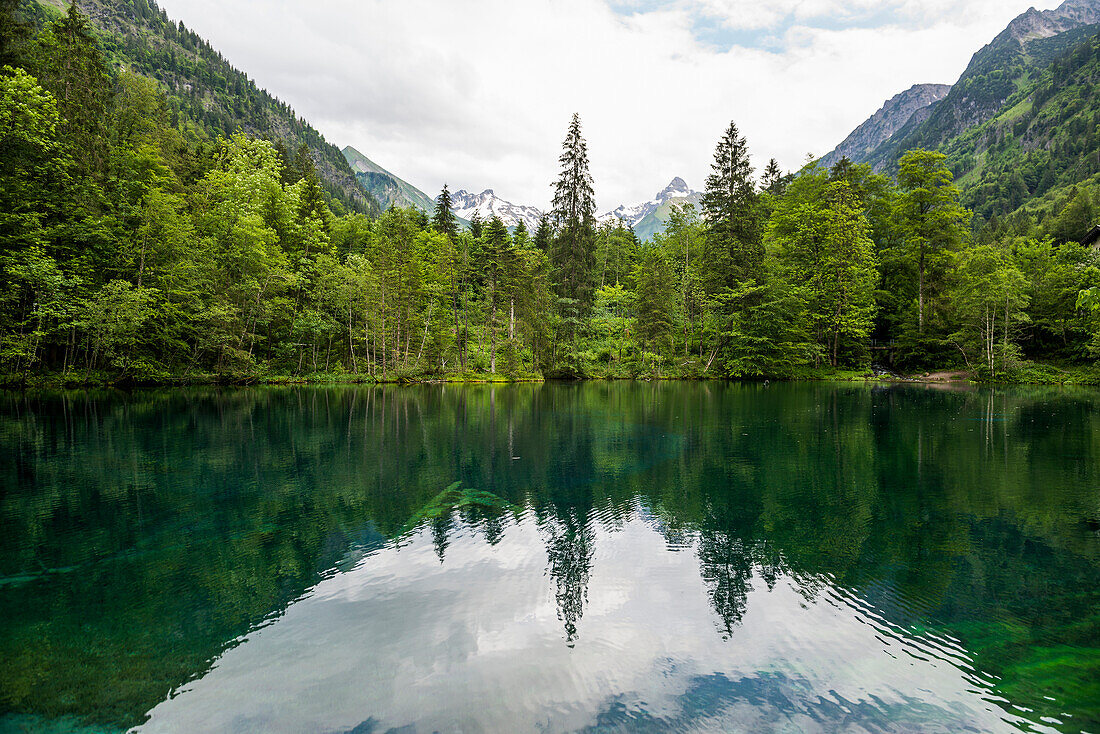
513, 219, 529, 248
432, 184, 458, 240
273, 140, 295, 185
634, 248, 676, 356
293, 145, 328, 232
550, 113, 597, 317
468, 210, 483, 239
701, 121, 763, 293
482, 216, 512, 372
761, 158, 784, 195
533, 214, 552, 252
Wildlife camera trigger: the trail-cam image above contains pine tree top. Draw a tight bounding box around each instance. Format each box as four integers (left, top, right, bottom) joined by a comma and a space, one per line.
552, 112, 595, 228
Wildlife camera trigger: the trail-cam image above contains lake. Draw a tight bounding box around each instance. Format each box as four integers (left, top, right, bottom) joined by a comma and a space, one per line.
1, 382, 1098, 733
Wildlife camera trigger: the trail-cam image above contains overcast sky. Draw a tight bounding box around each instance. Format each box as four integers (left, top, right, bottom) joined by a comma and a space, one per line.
154, 0, 1061, 211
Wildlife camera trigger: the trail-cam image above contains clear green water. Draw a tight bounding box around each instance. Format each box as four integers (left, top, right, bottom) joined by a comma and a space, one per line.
1, 383, 1098, 734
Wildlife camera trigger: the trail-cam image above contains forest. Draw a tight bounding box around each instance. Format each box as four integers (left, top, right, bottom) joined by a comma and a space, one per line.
2, 2, 1100, 385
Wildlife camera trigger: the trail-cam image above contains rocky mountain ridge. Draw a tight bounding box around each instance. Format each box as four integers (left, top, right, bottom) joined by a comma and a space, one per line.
450, 189, 545, 231
849, 0, 1100, 171
342, 147, 434, 213
820, 84, 951, 169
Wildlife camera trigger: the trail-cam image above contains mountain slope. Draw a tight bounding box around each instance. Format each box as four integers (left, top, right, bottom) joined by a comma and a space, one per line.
861, 0, 1100, 171
343, 147, 434, 212
28, 0, 380, 215
450, 189, 543, 230
599, 178, 703, 240
947, 30, 1100, 218
821, 84, 951, 169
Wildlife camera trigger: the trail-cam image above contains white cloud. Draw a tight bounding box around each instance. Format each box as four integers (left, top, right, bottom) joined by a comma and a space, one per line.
154, 0, 1063, 211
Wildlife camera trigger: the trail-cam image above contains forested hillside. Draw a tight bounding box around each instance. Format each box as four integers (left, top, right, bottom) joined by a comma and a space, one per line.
1, 1, 1098, 386
24, 0, 380, 216
862, 0, 1100, 173
343, 146, 434, 213
831, 0, 1100, 231
949, 32, 1100, 220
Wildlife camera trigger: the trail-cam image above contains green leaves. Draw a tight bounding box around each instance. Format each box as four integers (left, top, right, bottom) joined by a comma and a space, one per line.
948, 244, 1029, 377
80, 279, 157, 372
769, 168, 879, 367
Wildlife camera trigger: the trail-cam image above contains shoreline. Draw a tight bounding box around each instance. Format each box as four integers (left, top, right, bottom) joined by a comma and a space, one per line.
3, 366, 1098, 390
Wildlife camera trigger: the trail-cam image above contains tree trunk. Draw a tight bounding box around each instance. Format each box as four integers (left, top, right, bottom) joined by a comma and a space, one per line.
348, 306, 358, 374
489, 295, 497, 374
415, 300, 435, 369
918, 248, 925, 334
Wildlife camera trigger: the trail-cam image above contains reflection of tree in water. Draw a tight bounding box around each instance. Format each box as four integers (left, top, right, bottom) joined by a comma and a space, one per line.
431, 516, 452, 564
542, 509, 596, 645
478, 513, 507, 546
697, 529, 755, 639
755, 542, 783, 592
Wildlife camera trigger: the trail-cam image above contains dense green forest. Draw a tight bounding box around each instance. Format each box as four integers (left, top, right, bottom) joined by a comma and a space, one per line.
2, 2, 1099, 385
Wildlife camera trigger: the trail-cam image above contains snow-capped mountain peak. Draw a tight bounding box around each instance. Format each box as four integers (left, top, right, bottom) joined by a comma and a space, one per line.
597, 178, 702, 235
444, 177, 700, 240
450, 188, 543, 231
657, 177, 691, 200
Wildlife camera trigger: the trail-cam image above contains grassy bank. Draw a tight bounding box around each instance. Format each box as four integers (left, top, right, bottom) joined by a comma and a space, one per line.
5, 361, 1099, 389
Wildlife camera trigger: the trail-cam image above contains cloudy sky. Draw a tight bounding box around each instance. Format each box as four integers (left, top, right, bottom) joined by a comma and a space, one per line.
155, 0, 1061, 211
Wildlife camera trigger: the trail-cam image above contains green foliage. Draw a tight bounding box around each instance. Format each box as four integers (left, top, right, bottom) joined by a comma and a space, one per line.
770, 168, 878, 367
632, 248, 676, 354
702, 120, 764, 292
710, 277, 816, 378
550, 113, 598, 322
1078, 285, 1100, 360
948, 244, 1029, 377
432, 183, 458, 240
3, 4, 1098, 384
0, 0, 31, 67
887, 150, 971, 365
53, 0, 377, 215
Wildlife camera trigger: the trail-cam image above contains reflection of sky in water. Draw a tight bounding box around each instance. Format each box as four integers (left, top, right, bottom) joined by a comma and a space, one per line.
138, 511, 1037, 734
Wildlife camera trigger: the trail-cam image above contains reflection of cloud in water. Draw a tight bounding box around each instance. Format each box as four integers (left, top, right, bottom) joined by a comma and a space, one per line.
137, 513, 1031, 734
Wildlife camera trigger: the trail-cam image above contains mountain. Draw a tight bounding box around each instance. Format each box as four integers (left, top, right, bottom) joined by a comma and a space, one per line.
820, 84, 951, 169
853, 0, 1100, 171
947, 29, 1100, 218
599, 177, 703, 240
450, 189, 544, 231
819, 0, 1100, 221
30, 0, 381, 215
343, 147, 434, 212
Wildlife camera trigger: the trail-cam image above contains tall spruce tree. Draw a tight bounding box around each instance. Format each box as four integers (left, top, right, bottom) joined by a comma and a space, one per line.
432, 184, 458, 240
512, 219, 529, 248
533, 214, 552, 252
701, 121, 763, 293
550, 113, 597, 317
482, 216, 512, 373
761, 158, 784, 195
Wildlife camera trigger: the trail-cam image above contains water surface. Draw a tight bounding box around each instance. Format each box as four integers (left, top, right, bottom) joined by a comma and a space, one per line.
1, 382, 1098, 733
